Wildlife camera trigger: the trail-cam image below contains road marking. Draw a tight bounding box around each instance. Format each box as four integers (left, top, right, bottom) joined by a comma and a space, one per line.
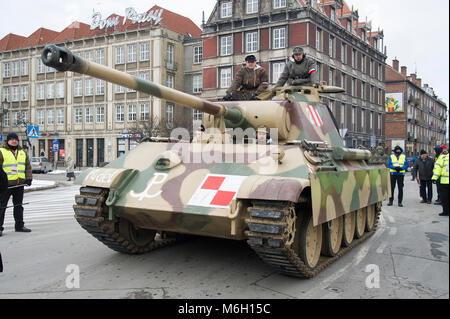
376, 241, 389, 254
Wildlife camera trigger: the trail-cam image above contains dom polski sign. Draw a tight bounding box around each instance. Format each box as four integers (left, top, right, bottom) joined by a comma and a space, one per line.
90, 7, 164, 31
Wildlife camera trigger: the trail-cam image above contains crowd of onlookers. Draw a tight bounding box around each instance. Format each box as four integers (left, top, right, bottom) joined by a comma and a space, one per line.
388, 144, 449, 216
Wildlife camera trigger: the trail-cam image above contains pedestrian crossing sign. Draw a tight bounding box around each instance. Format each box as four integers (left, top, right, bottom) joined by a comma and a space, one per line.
27, 126, 39, 139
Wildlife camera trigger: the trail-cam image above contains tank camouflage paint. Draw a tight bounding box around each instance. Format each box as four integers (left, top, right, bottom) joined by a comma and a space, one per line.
42, 44, 390, 278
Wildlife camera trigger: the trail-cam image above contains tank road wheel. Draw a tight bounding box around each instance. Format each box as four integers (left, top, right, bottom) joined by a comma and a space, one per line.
119, 218, 157, 250
321, 216, 343, 257
365, 204, 377, 232
342, 211, 356, 247
298, 213, 323, 270
355, 208, 367, 239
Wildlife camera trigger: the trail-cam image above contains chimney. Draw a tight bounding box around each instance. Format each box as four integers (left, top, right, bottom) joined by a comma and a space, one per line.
416, 78, 422, 87
410, 73, 416, 84
424, 84, 429, 89
392, 59, 399, 72
401, 66, 407, 77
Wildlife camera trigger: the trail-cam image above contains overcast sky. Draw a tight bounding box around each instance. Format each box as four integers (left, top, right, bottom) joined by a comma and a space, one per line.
0, 0, 448, 107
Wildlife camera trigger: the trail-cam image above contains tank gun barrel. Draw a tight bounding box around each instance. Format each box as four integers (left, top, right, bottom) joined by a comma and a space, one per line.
41, 44, 226, 118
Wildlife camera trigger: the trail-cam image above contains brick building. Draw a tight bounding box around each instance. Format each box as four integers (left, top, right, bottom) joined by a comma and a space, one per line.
201, 0, 387, 148
0, 6, 201, 167
385, 59, 448, 156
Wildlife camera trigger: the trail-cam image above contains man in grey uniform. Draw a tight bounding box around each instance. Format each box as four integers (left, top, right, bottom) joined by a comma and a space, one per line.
275, 47, 319, 87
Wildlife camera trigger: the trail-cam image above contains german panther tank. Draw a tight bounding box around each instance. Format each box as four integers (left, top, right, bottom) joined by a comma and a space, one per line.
42, 44, 390, 278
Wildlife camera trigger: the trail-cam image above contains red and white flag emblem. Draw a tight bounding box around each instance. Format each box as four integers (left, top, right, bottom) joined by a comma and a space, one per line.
305, 163, 315, 174
306, 104, 323, 127
188, 175, 248, 208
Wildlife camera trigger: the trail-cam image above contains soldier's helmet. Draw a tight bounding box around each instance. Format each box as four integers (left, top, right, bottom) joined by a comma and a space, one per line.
293, 47, 304, 55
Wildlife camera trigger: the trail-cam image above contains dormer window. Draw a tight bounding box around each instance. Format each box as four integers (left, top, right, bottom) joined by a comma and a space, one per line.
330, 7, 336, 21
247, 0, 259, 14
346, 19, 352, 32
221, 1, 232, 18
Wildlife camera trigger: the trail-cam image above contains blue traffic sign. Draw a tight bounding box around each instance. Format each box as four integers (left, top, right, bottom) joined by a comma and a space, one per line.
27, 126, 40, 139
52, 139, 60, 152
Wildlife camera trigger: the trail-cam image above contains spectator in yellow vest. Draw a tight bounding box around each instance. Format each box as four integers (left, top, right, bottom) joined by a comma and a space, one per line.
387, 145, 409, 207
0, 133, 33, 237
432, 145, 449, 216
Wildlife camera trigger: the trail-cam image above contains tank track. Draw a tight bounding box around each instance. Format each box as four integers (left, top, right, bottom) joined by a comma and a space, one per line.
73, 186, 182, 254
246, 200, 381, 278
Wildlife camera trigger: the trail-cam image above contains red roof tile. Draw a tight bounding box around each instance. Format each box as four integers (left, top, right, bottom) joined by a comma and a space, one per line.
22, 28, 59, 48
0, 33, 27, 51
51, 22, 92, 43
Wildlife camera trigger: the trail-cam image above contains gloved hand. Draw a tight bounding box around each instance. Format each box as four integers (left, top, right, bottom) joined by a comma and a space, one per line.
222, 93, 233, 101
313, 82, 320, 88
395, 167, 402, 172
432, 180, 437, 184
25, 179, 32, 186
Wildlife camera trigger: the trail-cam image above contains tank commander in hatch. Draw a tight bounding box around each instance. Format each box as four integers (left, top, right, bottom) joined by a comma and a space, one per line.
223, 55, 269, 101
275, 47, 319, 88
256, 126, 272, 145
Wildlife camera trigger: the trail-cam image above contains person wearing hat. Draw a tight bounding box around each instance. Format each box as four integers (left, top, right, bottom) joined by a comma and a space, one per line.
414, 150, 435, 204
387, 145, 409, 207
275, 47, 319, 88
432, 145, 449, 216
0, 133, 33, 236
256, 125, 272, 145
193, 124, 206, 143
223, 55, 269, 101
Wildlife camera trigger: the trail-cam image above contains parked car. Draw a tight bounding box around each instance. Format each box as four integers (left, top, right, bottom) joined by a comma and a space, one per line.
31, 157, 53, 174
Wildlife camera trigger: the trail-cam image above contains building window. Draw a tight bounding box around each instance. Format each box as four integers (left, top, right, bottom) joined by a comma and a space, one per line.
95, 79, 105, 95
74, 80, 82, 97
329, 69, 334, 87
273, 27, 286, 49
341, 73, 346, 91
352, 49, 356, 68
193, 109, 203, 121
140, 42, 150, 61
220, 67, 232, 88
361, 109, 365, 132
115, 46, 124, 64
12, 86, 19, 102
37, 58, 45, 74
330, 7, 336, 21
85, 50, 94, 62
221, 1, 233, 18
362, 55, 366, 73
21, 111, 28, 123
351, 106, 356, 131
12, 111, 19, 126
21, 85, 28, 101
316, 28, 322, 51
341, 43, 346, 64
21, 60, 28, 76
166, 103, 174, 128
194, 46, 203, 64
56, 81, 65, 98
85, 78, 93, 96
11, 61, 19, 77
272, 61, 285, 84
246, 31, 258, 53
96, 105, 105, 123
38, 110, 45, 125
47, 109, 54, 125
115, 84, 125, 94
274, 0, 286, 9
167, 44, 174, 65
193, 74, 203, 93
128, 44, 137, 63
116, 104, 124, 122
220, 35, 232, 56
128, 104, 137, 122
247, 0, 259, 14
140, 103, 149, 121
36, 84, 44, 100
361, 82, 365, 99
85, 107, 93, 124
57, 108, 64, 124
3, 62, 10, 78
47, 83, 54, 99
351, 78, 356, 96
75, 108, 83, 124
96, 49, 105, 65
139, 72, 150, 81
370, 112, 374, 132
3, 112, 9, 127
329, 36, 334, 58
167, 73, 175, 89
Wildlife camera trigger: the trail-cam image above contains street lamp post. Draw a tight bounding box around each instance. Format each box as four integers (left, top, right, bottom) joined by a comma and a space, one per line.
1, 98, 10, 143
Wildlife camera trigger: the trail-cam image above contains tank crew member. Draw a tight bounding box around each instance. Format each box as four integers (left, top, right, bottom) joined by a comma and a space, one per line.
432, 145, 449, 216
0, 133, 33, 237
193, 124, 206, 143
223, 55, 269, 101
387, 145, 409, 207
256, 126, 272, 145
275, 47, 319, 88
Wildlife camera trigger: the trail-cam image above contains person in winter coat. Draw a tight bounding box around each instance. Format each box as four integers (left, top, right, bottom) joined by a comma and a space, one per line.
275, 47, 319, 88
66, 156, 75, 181
223, 55, 269, 101
414, 150, 435, 204
0, 133, 33, 236
387, 145, 410, 207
